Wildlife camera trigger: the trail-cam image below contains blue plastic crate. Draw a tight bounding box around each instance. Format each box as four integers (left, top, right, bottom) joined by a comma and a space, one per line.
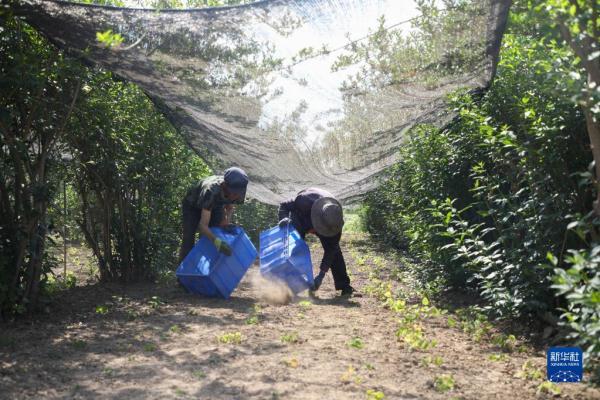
259, 225, 314, 293
176, 226, 257, 299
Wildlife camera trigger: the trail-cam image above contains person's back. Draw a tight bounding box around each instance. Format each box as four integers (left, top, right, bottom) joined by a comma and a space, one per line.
278, 187, 353, 296
178, 167, 248, 264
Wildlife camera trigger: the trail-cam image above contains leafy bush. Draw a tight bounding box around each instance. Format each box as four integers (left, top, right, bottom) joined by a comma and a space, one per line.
66, 71, 210, 281
550, 218, 600, 380
1, 15, 210, 315
362, 2, 599, 376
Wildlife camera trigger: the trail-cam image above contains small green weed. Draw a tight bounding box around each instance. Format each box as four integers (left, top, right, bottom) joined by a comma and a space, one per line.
280, 332, 299, 344
488, 353, 509, 362
95, 305, 109, 314
433, 374, 455, 393
217, 332, 243, 345
193, 370, 206, 380
396, 325, 437, 350
491, 333, 517, 352
348, 337, 364, 349
143, 343, 157, 352
422, 355, 444, 367
516, 360, 543, 380
245, 304, 261, 325
169, 324, 181, 334
455, 307, 492, 342
148, 296, 165, 309
298, 300, 312, 309
366, 389, 385, 400
536, 381, 561, 395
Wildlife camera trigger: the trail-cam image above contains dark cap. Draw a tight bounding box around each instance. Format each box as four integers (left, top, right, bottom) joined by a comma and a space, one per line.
223, 167, 248, 201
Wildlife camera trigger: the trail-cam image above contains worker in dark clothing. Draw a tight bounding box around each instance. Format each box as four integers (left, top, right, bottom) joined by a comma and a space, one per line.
178, 167, 249, 264
278, 188, 353, 296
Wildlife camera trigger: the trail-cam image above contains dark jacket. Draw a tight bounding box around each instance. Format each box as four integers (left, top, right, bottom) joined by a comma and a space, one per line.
278, 188, 341, 273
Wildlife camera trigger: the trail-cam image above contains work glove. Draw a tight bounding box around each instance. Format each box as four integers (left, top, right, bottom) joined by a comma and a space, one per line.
278, 217, 291, 228
312, 271, 326, 291
213, 238, 233, 256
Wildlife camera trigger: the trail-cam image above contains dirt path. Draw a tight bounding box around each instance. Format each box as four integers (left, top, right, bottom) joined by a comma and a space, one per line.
1, 233, 598, 399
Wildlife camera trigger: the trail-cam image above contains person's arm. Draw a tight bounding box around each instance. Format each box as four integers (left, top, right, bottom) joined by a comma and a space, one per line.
199, 209, 233, 256
278, 198, 294, 221
198, 209, 217, 242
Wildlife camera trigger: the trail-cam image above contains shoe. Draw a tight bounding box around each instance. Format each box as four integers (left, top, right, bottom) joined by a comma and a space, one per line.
340, 285, 354, 296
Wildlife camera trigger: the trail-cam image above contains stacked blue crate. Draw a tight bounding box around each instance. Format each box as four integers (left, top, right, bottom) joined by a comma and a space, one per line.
259, 224, 314, 293
176, 226, 257, 299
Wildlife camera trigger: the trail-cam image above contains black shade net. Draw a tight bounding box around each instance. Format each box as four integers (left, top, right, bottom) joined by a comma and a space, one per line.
11, 0, 511, 204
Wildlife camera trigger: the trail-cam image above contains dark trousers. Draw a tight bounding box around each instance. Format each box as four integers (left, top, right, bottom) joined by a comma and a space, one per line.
300, 230, 350, 290
319, 233, 351, 290
178, 200, 225, 265
330, 252, 350, 290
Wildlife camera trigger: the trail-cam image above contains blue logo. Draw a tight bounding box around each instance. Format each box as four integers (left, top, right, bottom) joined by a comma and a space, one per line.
547, 347, 583, 383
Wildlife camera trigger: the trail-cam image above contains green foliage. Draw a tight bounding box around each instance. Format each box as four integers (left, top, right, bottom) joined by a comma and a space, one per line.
96, 30, 123, 48
192, 369, 206, 380
67, 69, 210, 282
343, 206, 368, 233
422, 355, 444, 367
365, 389, 385, 400
147, 296, 165, 309
245, 304, 261, 325
516, 360, 544, 380
95, 305, 109, 314
537, 381, 561, 396
488, 353, 508, 362
1, 16, 83, 317
280, 331, 299, 344
551, 240, 600, 377
363, 16, 589, 310
433, 374, 455, 393
232, 199, 277, 246
41, 272, 77, 298
217, 331, 243, 344
348, 337, 364, 350
362, 2, 599, 379
143, 342, 157, 352
1, 13, 210, 316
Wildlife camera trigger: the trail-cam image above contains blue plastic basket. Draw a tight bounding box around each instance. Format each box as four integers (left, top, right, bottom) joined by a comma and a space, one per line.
259, 225, 314, 293
176, 226, 257, 299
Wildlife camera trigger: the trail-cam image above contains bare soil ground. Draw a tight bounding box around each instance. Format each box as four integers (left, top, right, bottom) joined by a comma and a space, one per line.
1, 233, 599, 399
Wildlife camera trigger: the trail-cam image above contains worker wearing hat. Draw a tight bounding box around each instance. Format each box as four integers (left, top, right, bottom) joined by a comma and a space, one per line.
278, 188, 353, 296
178, 167, 249, 264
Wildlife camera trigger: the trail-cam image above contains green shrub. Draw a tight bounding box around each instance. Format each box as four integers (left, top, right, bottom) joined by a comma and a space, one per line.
362, 3, 598, 378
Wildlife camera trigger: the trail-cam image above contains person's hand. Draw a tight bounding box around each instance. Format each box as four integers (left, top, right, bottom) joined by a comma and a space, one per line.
278, 217, 291, 228
312, 271, 326, 291
213, 238, 233, 256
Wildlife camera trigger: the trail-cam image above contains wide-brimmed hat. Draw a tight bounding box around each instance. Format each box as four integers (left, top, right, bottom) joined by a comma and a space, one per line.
311, 197, 344, 237
223, 167, 248, 201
